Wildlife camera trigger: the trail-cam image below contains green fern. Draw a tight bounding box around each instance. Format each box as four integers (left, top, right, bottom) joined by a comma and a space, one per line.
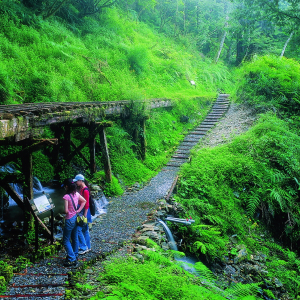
193, 241, 207, 254
194, 261, 216, 282
246, 191, 261, 215
223, 282, 261, 298
264, 241, 284, 253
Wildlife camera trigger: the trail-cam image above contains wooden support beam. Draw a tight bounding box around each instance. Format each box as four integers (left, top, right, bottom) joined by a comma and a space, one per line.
0, 183, 52, 238
99, 127, 112, 183
0, 140, 57, 166
0, 139, 58, 147
89, 122, 96, 175
1, 182, 25, 210
63, 125, 71, 164
68, 123, 107, 159
22, 140, 33, 234
70, 140, 90, 166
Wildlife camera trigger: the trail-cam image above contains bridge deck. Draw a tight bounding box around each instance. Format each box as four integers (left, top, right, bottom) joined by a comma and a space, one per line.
0, 98, 172, 141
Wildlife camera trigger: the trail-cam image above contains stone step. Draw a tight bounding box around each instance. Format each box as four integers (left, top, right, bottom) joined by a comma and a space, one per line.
165, 164, 181, 167
175, 151, 190, 155
189, 132, 206, 135
180, 142, 198, 146
183, 139, 199, 143
213, 105, 229, 108
172, 155, 189, 159
194, 127, 210, 131
205, 117, 221, 120
197, 125, 214, 128
201, 122, 217, 125
211, 109, 227, 112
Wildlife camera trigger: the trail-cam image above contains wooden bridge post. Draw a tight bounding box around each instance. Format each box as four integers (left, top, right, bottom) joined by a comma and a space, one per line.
89, 122, 97, 175
63, 124, 71, 164
140, 117, 147, 161
99, 127, 112, 183
22, 141, 34, 201
21, 138, 34, 234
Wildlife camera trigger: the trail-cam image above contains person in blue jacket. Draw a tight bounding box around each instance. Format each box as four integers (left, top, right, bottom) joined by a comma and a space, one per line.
73, 174, 92, 254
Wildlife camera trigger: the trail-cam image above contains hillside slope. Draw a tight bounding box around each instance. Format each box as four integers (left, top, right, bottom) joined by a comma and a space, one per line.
0, 5, 232, 104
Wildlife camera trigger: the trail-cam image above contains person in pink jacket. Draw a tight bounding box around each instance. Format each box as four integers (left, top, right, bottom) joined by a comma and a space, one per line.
62, 178, 86, 267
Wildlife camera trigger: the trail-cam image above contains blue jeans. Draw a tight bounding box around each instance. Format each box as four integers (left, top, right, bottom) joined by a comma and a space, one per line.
63, 215, 78, 262
78, 223, 91, 250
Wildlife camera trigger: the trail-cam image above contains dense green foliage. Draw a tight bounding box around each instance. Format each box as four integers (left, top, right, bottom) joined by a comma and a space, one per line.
0, 261, 13, 293
1, 0, 300, 298
0, 3, 231, 105
87, 241, 258, 300
234, 56, 300, 116
175, 113, 300, 297
32, 151, 55, 183
92, 171, 124, 196
178, 113, 300, 250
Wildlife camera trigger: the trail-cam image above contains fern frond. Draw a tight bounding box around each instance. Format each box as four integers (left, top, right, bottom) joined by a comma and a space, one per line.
141, 250, 173, 266
246, 191, 260, 215
193, 241, 207, 254
223, 282, 261, 298
194, 261, 216, 282
264, 241, 284, 253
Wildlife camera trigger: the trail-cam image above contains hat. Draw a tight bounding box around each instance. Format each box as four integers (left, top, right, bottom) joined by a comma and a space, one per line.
73, 174, 84, 182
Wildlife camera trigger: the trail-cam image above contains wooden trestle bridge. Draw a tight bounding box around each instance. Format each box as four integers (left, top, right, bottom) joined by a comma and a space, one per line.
0, 98, 172, 237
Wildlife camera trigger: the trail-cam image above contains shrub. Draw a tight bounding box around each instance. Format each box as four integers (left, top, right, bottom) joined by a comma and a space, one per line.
234, 55, 300, 117
92, 171, 123, 196
0, 261, 13, 284
32, 150, 55, 183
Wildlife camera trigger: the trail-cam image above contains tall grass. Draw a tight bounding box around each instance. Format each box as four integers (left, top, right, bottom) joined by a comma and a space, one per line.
0, 6, 232, 104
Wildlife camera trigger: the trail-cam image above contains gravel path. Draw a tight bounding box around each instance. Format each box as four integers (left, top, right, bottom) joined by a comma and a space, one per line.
196, 103, 256, 148
4, 96, 256, 299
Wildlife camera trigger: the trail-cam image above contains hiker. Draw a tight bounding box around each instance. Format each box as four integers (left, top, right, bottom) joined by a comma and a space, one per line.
73, 174, 92, 255
62, 178, 86, 267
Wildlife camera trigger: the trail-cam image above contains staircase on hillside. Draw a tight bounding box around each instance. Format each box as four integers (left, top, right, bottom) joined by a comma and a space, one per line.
165, 94, 230, 168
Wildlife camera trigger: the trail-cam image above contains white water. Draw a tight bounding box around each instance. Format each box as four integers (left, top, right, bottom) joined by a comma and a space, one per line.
92, 194, 109, 221
158, 219, 200, 275
0, 164, 108, 222
158, 219, 178, 251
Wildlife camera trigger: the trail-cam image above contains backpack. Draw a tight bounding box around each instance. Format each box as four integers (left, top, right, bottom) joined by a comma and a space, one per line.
82, 187, 96, 216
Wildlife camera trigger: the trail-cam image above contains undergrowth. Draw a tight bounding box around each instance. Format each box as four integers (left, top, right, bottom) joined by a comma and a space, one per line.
234, 55, 300, 118
175, 112, 300, 298
87, 242, 258, 300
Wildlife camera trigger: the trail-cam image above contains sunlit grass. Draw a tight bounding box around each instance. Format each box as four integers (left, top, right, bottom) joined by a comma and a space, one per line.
0, 7, 232, 104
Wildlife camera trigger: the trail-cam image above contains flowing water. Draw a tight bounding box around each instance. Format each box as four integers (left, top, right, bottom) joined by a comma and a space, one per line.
157, 219, 178, 251
158, 219, 200, 275
0, 164, 108, 224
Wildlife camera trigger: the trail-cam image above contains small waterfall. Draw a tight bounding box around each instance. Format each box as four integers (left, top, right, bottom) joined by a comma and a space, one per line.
0, 164, 54, 206
158, 219, 199, 276
157, 219, 178, 251
91, 193, 109, 220
33, 177, 43, 192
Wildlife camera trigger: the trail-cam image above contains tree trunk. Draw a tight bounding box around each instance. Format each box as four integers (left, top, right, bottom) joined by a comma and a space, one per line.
215, 5, 228, 64
174, 0, 178, 36
280, 31, 294, 58
226, 40, 234, 63
43, 0, 69, 20
183, 0, 186, 35
215, 31, 227, 63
